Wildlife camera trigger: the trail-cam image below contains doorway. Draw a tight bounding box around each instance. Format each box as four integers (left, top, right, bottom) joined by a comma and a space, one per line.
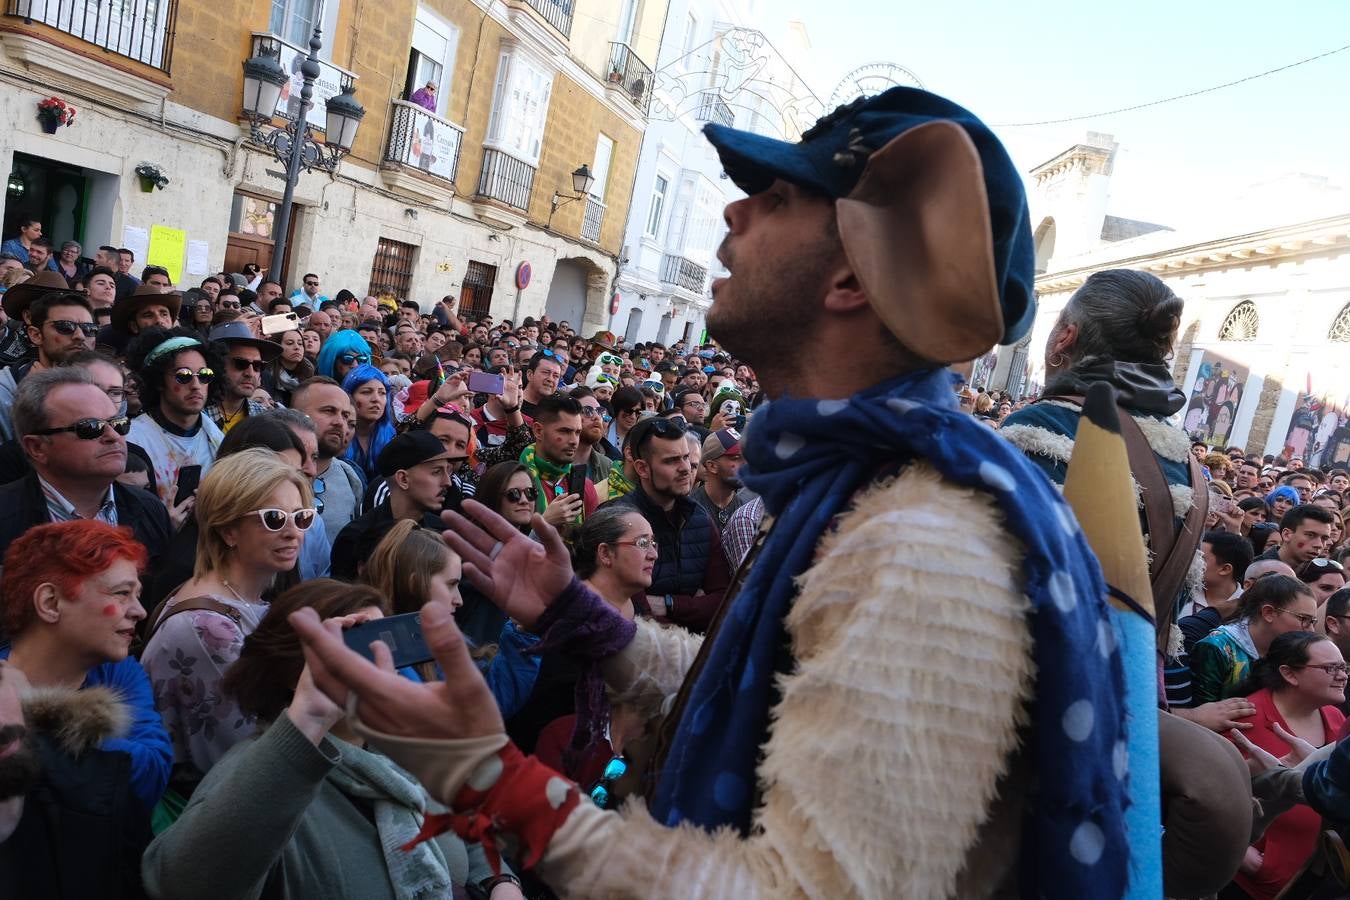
224, 192, 298, 284
545, 259, 589, 330
4, 152, 91, 253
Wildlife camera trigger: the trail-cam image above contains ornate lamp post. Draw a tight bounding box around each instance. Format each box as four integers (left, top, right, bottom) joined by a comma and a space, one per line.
547, 164, 596, 226
241, 28, 365, 285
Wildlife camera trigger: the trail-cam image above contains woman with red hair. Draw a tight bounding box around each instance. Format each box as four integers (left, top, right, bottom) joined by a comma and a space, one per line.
1, 520, 172, 811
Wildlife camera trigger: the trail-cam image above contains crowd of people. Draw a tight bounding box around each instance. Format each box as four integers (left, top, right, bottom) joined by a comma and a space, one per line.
6, 84, 1350, 900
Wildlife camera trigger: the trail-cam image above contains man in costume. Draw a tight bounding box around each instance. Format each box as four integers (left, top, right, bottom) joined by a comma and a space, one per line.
291, 87, 1134, 898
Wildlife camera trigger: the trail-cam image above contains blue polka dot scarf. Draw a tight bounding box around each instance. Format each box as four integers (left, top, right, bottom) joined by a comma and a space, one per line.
649, 368, 1130, 898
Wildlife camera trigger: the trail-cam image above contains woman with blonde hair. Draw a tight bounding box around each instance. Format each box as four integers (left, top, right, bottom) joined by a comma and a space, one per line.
141, 447, 316, 824
361, 519, 539, 717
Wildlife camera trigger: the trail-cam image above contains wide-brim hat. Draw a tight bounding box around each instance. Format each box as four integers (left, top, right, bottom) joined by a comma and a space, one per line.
110, 283, 182, 334
2, 270, 73, 320
702, 86, 1035, 364
207, 320, 283, 361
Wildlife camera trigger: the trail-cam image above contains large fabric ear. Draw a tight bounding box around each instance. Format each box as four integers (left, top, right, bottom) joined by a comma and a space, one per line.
836, 120, 1002, 363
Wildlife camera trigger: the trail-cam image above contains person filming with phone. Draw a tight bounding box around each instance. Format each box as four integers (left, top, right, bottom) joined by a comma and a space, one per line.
519, 394, 598, 533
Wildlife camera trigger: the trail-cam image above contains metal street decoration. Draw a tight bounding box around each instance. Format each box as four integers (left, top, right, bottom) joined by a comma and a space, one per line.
827, 62, 924, 108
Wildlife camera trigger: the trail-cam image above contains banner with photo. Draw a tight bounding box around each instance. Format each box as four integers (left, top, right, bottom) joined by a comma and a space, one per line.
1182, 353, 1248, 447
1282, 372, 1350, 468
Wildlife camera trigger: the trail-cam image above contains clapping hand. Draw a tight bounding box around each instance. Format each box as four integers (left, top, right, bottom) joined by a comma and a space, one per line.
441, 499, 573, 631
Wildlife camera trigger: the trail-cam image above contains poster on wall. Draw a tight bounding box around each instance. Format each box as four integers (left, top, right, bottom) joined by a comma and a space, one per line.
1282, 373, 1350, 468
1182, 352, 1248, 447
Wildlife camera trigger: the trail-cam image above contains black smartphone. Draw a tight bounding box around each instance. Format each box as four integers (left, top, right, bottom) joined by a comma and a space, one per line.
174, 465, 202, 507
568, 463, 589, 498
341, 612, 434, 668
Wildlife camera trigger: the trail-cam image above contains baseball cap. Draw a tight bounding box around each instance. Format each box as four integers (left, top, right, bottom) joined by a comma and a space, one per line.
702, 86, 1034, 363
377, 430, 451, 478
703, 428, 742, 462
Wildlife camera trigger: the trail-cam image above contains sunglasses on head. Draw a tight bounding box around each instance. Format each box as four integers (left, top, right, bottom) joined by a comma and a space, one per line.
45, 319, 100, 338
538, 348, 561, 361
505, 487, 540, 503
247, 507, 317, 532
594, 373, 619, 386
598, 353, 623, 367
230, 356, 265, 373
337, 352, 370, 366
172, 367, 216, 385
32, 415, 131, 439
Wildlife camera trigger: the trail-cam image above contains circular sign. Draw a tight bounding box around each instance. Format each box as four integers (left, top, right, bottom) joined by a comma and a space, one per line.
515, 261, 532, 290
610, 292, 621, 316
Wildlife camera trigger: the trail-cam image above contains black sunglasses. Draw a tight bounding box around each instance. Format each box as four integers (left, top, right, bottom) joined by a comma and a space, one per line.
337, 352, 370, 366
44, 319, 100, 338
505, 487, 540, 503
172, 367, 216, 385
229, 356, 265, 373
32, 415, 131, 439
632, 416, 686, 455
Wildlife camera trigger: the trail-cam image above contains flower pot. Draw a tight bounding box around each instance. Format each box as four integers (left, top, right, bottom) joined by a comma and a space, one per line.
138, 176, 156, 193
39, 118, 59, 134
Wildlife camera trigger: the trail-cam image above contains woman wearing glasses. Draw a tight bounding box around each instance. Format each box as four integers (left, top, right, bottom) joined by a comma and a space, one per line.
1297, 557, 1347, 607
1226, 631, 1347, 900
453, 462, 540, 646
1190, 575, 1320, 705
141, 448, 316, 825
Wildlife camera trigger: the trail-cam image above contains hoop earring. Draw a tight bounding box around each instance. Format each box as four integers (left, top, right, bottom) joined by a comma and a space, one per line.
1048, 352, 1068, 368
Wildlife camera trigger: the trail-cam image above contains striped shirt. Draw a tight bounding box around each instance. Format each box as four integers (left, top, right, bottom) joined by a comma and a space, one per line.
38, 474, 117, 525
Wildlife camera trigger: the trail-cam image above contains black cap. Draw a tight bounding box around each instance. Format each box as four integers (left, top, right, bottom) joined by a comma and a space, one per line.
377, 430, 451, 478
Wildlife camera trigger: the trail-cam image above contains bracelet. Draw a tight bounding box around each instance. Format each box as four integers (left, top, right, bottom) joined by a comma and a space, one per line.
501, 404, 520, 413
479, 873, 522, 893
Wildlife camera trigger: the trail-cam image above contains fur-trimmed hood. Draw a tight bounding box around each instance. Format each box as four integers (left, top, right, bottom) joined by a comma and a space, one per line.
21, 686, 129, 757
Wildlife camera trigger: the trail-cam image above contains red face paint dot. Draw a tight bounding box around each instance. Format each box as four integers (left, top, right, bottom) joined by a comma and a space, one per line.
102, 604, 120, 618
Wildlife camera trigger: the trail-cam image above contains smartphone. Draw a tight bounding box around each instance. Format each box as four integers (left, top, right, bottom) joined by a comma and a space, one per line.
467, 371, 505, 395
261, 312, 300, 335
341, 612, 434, 668
733, 414, 747, 431
174, 465, 201, 507
568, 463, 589, 498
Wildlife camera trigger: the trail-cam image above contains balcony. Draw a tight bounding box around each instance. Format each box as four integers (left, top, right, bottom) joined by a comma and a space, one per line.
581, 196, 605, 243
6, 0, 175, 69
660, 254, 708, 294
696, 92, 734, 128
512, 0, 571, 37
380, 100, 464, 203
476, 148, 535, 213
606, 42, 651, 114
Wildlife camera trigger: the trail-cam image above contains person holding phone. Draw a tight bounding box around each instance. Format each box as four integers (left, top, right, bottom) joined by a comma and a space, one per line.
262, 329, 315, 407
520, 394, 598, 531
144, 578, 524, 900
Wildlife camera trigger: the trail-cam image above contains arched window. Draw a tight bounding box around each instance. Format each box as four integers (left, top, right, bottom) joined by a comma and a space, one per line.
1218, 301, 1259, 342
1033, 217, 1056, 275
1330, 304, 1350, 342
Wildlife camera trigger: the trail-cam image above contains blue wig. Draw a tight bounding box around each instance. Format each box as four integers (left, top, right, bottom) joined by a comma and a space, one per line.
342, 364, 397, 480
1265, 485, 1301, 514
316, 329, 373, 380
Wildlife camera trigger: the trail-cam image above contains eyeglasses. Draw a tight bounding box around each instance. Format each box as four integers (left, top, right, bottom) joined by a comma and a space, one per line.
579, 406, 604, 418
505, 487, 540, 503
45, 320, 100, 338
682, 399, 708, 411
218, 300, 241, 310
246, 507, 317, 531
1301, 663, 1350, 677
229, 356, 265, 373
598, 353, 623, 367
31, 415, 131, 439
173, 367, 216, 385
612, 536, 658, 551
104, 387, 127, 403
588, 754, 628, 809
337, 352, 370, 366
304, 281, 319, 287
617, 407, 640, 417
1271, 605, 1319, 630
312, 476, 325, 514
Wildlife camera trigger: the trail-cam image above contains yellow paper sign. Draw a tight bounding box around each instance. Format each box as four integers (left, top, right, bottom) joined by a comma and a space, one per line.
146, 225, 187, 286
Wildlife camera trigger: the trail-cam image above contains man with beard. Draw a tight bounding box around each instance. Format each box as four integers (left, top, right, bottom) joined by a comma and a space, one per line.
690, 427, 750, 532
520, 394, 599, 529
203, 321, 281, 433
126, 328, 226, 510
570, 386, 614, 494
0, 286, 96, 441
287, 87, 1134, 899
290, 377, 364, 536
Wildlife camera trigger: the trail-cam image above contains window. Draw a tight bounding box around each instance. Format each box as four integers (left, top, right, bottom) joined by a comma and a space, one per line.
646, 174, 669, 238
680, 13, 698, 68
1218, 301, 1259, 342
616, 0, 637, 43
369, 238, 416, 301
590, 134, 614, 200
1330, 303, 1350, 342
460, 261, 498, 320
485, 47, 554, 166
403, 8, 460, 117
269, 0, 337, 57
229, 194, 277, 239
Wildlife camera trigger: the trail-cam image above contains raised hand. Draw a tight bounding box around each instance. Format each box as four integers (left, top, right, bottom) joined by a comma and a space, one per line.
500, 367, 522, 409
441, 499, 573, 630
289, 600, 502, 742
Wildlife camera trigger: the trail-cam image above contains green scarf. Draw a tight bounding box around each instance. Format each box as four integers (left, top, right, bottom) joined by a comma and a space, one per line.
520, 444, 571, 513
608, 463, 635, 499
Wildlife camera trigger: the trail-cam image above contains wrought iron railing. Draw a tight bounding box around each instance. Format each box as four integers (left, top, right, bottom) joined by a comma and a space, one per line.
581, 196, 605, 243
696, 91, 734, 127
7, 0, 176, 70
518, 0, 571, 37
384, 100, 464, 184
476, 148, 536, 212
606, 41, 652, 114
660, 254, 708, 293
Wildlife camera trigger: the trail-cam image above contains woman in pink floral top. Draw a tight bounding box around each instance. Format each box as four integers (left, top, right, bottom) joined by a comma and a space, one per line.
141, 449, 315, 817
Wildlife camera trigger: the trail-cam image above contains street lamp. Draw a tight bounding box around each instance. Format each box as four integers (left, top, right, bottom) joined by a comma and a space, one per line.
548, 164, 595, 225
241, 27, 365, 285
